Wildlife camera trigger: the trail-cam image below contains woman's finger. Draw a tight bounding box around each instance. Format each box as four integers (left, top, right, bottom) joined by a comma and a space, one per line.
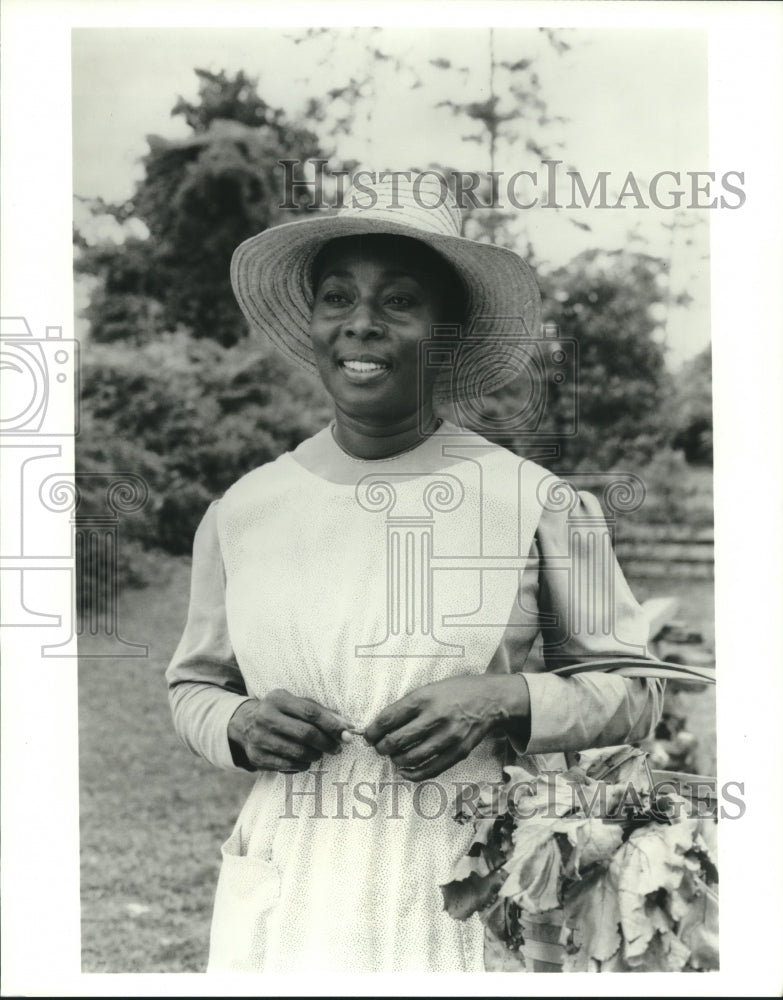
397, 744, 469, 782
269, 714, 342, 755
364, 694, 422, 745
253, 728, 324, 763
373, 715, 440, 758
388, 729, 459, 769
266, 689, 350, 746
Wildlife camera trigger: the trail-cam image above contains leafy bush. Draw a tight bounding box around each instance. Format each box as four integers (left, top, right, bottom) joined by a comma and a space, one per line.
667, 346, 713, 465
77, 332, 332, 566
77, 69, 323, 347
469, 249, 675, 475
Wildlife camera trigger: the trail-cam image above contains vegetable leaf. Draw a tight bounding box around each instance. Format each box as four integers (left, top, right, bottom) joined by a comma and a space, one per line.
610, 824, 692, 897
678, 883, 719, 970
554, 816, 624, 875
562, 867, 622, 967
440, 868, 507, 921
499, 821, 562, 912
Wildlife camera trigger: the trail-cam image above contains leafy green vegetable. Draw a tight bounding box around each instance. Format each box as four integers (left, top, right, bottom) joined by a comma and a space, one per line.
441, 748, 719, 972
500, 821, 562, 912
562, 867, 622, 968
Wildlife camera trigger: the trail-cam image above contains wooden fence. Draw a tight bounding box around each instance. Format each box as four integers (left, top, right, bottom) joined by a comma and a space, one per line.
613, 525, 714, 579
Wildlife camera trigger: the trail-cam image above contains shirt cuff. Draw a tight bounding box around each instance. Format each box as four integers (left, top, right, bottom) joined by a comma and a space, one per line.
520, 671, 661, 755
522, 672, 580, 754
170, 683, 255, 773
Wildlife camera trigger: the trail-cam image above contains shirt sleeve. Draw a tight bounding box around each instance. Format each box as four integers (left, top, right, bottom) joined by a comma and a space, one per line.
165, 500, 254, 772
510, 489, 664, 755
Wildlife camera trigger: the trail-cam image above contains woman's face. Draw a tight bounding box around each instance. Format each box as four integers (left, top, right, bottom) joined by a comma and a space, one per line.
309, 237, 453, 425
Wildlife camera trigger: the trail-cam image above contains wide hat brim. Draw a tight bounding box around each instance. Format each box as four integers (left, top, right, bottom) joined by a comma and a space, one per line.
230, 214, 541, 404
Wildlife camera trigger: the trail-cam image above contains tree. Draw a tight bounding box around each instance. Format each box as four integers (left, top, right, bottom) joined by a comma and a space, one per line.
540, 249, 673, 472
77, 69, 324, 346
468, 249, 673, 474
74, 68, 334, 598
669, 345, 713, 465
429, 28, 570, 248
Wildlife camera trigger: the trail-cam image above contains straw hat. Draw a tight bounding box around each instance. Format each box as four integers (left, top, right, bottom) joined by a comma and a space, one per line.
230, 173, 541, 403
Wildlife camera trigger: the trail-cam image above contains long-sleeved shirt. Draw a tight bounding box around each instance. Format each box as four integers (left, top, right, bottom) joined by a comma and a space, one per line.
166, 420, 663, 773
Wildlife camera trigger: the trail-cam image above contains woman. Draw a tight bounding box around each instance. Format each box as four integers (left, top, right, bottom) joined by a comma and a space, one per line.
166, 175, 663, 973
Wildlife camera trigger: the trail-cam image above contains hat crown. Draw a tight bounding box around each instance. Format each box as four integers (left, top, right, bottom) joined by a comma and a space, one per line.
337, 174, 463, 239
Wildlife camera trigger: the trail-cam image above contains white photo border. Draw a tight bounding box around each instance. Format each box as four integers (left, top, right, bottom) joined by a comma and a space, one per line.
1, 1, 782, 996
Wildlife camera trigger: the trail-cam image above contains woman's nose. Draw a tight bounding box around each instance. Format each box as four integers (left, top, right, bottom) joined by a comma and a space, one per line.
343, 301, 384, 339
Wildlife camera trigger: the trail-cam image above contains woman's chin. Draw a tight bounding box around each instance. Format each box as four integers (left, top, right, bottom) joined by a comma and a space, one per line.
327, 376, 409, 415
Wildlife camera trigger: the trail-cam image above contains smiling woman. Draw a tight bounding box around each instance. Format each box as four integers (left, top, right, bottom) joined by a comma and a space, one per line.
166, 174, 665, 972
309, 234, 466, 456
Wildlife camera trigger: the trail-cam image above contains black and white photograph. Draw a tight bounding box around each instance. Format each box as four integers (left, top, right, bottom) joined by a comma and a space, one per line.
1, 2, 782, 995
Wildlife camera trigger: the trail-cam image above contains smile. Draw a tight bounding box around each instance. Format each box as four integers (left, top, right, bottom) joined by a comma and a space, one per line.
338, 358, 392, 382
340, 359, 390, 372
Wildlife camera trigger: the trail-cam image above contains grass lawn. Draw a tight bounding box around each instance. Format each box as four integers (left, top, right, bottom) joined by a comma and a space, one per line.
79, 557, 253, 972
79, 556, 716, 972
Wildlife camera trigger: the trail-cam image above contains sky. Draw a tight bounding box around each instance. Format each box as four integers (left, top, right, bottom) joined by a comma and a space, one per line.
71, 26, 712, 367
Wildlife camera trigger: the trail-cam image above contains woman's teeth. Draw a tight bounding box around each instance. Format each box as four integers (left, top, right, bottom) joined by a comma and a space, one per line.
341, 360, 388, 372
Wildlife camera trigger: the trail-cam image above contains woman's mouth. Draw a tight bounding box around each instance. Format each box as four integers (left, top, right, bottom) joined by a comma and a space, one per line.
338, 358, 391, 382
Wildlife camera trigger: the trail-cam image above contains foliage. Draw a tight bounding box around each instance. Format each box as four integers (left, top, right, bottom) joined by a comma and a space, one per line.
77, 69, 323, 346
77, 333, 331, 559
171, 68, 295, 135
668, 345, 713, 465
464, 249, 674, 476
442, 747, 719, 972
287, 28, 423, 154
541, 249, 673, 471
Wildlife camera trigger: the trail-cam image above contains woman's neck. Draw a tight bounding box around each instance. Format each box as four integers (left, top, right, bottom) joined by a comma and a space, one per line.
331, 407, 442, 461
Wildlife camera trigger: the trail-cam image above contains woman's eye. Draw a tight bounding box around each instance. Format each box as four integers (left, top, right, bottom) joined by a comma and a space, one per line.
322, 291, 349, 305
386, 295, 412, 308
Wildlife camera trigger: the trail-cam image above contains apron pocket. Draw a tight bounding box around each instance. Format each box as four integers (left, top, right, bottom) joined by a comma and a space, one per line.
207, 827, 281, 972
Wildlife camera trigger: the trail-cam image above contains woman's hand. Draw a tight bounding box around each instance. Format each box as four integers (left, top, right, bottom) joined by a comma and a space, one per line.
364, 674, 530, 781
228, 689, 354, 773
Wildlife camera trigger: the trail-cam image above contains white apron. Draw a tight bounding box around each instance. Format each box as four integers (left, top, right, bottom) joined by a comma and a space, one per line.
208, 443, 548, 972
